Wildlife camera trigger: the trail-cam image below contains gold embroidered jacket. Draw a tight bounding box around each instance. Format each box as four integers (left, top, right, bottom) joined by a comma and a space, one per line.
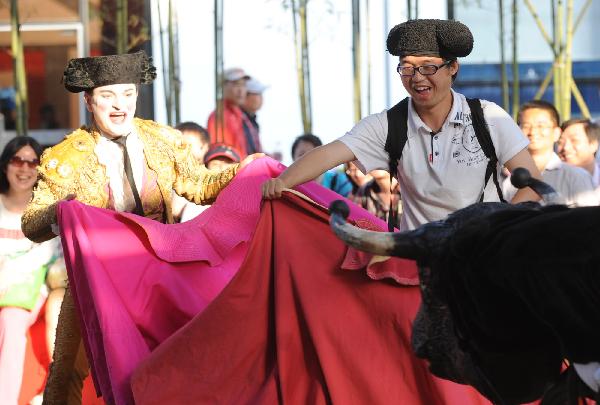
22, 118, 238, 243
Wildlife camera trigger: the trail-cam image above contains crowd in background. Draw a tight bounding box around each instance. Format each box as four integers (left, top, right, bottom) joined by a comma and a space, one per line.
2, 62, 600, 403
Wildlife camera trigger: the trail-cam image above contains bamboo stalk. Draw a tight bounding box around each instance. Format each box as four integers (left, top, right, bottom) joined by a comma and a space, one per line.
511, 0, 519, 120
300, 0, 312, 133
214, 0, 224, 142
292, 0, 311, 134
532, 0, 588, 99
168, 0, 180, 126
10, 0, 27, 136
172, 1, 181, 125
290, 0, 304, 133
555, 0, 564, 116
534, 67, 553, 100
523, 0, 554, 53
571, 80, 590, 119
352, 0, 361, 123
157, 0, 172, 126
116, 0, 128, 54
563, 0, 573, 121
498, 0, 509, 111
365, 0, 371, 115
574, 0, 591, 32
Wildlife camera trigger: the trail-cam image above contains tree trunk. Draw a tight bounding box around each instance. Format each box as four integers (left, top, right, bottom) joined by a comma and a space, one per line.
10, 0, 27, 136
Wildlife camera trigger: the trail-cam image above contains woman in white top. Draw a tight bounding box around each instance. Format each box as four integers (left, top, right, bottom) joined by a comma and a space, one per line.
0, 136, 58, 405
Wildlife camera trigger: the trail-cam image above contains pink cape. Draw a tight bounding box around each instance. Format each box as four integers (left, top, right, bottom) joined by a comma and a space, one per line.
57, 157, 486, 405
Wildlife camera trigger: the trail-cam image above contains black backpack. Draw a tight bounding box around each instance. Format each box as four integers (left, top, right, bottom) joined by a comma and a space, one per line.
384, 97, 505, 231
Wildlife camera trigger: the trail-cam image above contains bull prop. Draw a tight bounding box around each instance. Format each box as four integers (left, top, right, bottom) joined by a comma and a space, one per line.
329, 168, 600, 405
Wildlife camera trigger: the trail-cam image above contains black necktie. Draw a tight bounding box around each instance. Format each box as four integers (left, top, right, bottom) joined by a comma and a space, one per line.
113, 136, 145, 216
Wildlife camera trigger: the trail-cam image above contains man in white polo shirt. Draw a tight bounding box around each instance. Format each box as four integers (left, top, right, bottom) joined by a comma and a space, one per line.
558, 118, 600, 187
262, 19, 541, 230
503, 100, 597, 207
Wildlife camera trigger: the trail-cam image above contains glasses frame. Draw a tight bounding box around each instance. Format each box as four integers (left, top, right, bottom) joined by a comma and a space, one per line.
9, 155, 40, 169
396, 59, 454, 77
519, 123, 556, 133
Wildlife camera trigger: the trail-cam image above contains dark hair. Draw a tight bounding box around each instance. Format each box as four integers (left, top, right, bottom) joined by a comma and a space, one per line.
0, 136, 43, 194
176, 121, 210, 144
517, 100, 560, 127
291, 133, 322, 159
561, 118, 600, 144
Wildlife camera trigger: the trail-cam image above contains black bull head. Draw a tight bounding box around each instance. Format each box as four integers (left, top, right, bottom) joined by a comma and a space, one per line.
329, 168, 600, 405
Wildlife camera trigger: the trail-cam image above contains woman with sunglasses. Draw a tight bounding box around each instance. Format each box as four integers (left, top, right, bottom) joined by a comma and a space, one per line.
0, 136, 58, 405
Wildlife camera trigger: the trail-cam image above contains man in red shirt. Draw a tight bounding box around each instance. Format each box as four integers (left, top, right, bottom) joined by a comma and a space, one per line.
207, 68, 252, 157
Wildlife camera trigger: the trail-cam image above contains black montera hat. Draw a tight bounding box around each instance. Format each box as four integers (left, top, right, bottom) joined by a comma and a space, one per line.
63, 50, 157, 93
386, 19, 473, 59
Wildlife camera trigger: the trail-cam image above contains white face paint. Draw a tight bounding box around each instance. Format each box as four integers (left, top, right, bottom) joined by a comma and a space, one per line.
85, 83, 138, 139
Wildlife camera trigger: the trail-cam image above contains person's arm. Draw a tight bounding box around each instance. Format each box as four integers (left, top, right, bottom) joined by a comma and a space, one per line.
262, 140, 356, 199
504, 148, 543, 203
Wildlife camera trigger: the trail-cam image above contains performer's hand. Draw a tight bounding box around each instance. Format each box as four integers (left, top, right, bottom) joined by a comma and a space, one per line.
240, 153, 265, 170
52, 194, 77, 236
262, 178, 286, 199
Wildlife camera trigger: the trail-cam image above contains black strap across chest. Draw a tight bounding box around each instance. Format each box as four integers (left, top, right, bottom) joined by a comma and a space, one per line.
384, 97, 506, 231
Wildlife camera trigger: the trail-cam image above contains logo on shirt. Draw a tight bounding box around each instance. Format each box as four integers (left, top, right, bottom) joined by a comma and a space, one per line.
451, 121, 487, 167
461, 124, 482, 154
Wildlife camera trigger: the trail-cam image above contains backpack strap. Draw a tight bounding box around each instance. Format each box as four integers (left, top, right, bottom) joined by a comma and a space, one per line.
466, 98, 506, 203
384, 97, 409, 231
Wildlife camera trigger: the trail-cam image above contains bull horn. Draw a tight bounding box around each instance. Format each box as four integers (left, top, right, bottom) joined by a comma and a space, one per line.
511, 167, 564, 205
328, 200, 428, 261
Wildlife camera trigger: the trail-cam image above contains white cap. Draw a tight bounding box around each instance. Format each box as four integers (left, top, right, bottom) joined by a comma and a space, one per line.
246, 78, 268, 94
223, 67, 250, 82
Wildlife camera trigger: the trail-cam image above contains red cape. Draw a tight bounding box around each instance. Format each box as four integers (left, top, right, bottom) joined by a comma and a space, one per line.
131, 192, 490, 405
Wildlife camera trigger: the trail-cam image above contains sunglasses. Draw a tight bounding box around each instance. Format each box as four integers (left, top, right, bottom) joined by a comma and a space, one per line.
9, 155, 40, 169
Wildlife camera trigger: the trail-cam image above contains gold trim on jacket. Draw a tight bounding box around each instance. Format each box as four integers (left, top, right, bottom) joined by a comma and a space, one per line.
22, 118, 238, 243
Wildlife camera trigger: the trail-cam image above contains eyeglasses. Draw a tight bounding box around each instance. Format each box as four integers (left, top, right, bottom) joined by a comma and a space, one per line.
9, 155, 39, 169
520, 123, 555, 132
397, 59, 454, 77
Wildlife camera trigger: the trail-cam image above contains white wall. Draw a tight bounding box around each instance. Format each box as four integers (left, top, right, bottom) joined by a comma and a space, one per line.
152, 0, 446, 164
